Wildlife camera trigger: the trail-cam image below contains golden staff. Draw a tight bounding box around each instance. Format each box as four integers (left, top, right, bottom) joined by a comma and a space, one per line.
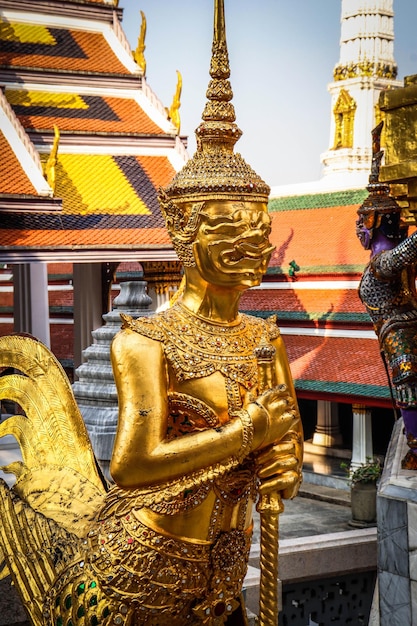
254, 338, 283, 626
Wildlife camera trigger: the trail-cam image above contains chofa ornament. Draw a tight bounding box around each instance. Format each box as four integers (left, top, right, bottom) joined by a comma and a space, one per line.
0, 1, 303, 625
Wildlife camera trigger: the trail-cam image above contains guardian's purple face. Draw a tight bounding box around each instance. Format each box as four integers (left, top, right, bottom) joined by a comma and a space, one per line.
356, 213, 373, 250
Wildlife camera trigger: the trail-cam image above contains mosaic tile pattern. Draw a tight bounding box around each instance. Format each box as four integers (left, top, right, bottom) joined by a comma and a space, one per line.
269, 202, 370, 274
0, 23, 129, 74
241, 286, 367, 323
6, 90, 165, 134
0, 152, 175, 247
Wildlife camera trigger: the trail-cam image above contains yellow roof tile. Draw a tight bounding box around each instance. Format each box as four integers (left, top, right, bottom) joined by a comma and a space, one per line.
55, 154, 151, 215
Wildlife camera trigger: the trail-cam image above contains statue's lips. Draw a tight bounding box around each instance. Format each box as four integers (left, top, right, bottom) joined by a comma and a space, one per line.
220, 241, 275, 267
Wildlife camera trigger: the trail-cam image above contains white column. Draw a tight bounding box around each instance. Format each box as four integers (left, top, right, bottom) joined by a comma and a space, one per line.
312, 400, 343, 447
146, 284, 170, 312
351, 404, 373, 469
13, 263, 50, 347
73, 263, 103, 370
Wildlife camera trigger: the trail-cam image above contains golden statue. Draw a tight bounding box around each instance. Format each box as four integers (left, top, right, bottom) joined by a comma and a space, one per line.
0, 1, 303, 624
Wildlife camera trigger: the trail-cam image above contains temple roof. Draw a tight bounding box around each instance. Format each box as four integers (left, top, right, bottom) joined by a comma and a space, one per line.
284, 333, 390, 406
268, 189, 370, 275
241, 284, 368, 326
0, 2, 186, 262
0, 23, 131, 75
240, 187, 391, 407
5, 90, 167, 135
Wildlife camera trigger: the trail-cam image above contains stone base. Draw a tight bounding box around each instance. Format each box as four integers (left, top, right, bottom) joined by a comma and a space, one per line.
245, 526, 377, 619
377, 418, 417, 626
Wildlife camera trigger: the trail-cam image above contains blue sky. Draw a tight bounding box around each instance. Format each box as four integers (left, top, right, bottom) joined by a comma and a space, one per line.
120, 1, 417, 187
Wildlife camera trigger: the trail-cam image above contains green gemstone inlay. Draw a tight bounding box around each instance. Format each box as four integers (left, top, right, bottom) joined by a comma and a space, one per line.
77, 583, 85, 596
57, 618, 63, 626
77, 606, 85, 618
89, 595, 98, 607
102, 607, 110, 618
89, 581, 97, 589
55, 596, 61, 608
90, 616, 99, 626
64, 595, 72, 610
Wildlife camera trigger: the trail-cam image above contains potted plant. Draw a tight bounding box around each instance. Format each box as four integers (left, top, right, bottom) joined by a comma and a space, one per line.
341, 457, 382, 527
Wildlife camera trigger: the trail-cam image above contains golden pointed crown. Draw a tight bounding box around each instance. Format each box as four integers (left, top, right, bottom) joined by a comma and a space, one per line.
161, 0, 270, 205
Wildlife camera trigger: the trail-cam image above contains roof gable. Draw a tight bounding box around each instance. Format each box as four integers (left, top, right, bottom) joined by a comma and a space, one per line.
0, 132, 38, 195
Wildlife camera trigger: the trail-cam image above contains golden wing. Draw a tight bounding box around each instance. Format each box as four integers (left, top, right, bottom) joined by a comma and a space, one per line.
0, 334, 107, 533
0, 335, 108, 625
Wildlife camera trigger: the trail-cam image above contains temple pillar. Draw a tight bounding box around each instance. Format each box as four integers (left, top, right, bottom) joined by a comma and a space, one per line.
351, 404, 373, 469
73, 281, 153, 479
142, 260, 182, 310
312, 400, 343, 447
12, 263, 50, 347
73, 263, 103, 369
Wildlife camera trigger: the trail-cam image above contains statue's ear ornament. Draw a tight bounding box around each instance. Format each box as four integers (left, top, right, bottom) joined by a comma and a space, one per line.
159, 189, 205, 266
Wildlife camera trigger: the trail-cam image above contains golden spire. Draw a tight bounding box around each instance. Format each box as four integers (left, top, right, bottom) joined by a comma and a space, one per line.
133, 10, 146, 75
168, 70, 182, 134
161, 0, 269, 206
44, 124, 60, 193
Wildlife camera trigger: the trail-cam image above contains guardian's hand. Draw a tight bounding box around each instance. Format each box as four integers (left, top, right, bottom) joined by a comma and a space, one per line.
247, 384, 299, 451
256, 441, 301, 500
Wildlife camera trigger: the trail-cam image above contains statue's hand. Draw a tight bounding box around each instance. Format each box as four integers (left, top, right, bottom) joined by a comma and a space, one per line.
247, 384, 298, 451
256, 441, 301, 500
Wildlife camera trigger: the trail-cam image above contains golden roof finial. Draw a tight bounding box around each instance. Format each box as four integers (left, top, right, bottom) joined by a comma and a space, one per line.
161, 0, 269, 206
168, 70, 182, 135
44, 124, 60, 193
133, 10, 146, 76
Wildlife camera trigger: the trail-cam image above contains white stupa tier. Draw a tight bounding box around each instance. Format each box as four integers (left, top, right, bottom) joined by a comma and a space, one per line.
271, 0, 402, 197
320, 0, 401, 186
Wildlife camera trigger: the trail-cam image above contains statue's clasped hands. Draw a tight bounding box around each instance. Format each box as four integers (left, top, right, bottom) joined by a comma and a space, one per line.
247, 384, 301, 498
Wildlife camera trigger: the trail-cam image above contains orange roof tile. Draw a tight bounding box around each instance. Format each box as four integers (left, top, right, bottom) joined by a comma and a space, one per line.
268, 190, 370, 275
0, 154, 176, 249
7, 91, 165, 135
283, 334, 391, 404
0, 132, 38, 195
241, 286, 367, 323
0, 228, 170, 248
269, 205, 369, 274
0, 24, 130, 75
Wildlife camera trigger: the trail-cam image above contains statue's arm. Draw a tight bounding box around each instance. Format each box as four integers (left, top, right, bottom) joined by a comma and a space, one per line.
110, 329, 293, 489
377, 230, 417, 277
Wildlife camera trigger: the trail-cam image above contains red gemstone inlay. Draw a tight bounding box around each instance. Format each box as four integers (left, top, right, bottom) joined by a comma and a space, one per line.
214, 602, 226, 617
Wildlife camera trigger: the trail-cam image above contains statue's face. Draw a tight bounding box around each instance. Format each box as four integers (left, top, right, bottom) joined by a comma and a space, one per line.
193, 201, 274, 289
356, 211, 374, 250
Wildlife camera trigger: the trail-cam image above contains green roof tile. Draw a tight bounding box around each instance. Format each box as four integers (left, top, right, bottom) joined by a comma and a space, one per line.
268, 189, 368, 212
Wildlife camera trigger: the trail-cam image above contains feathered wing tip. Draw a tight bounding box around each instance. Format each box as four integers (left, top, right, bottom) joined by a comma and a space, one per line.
0, 334, 105, 489
0, 479, 81, 626
0, 335, 107, 533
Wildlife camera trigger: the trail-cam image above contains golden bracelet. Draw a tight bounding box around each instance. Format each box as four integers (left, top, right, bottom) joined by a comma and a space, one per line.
233, 409, 254, 463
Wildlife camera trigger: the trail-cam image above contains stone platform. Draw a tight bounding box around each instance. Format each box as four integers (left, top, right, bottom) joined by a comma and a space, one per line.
377, 417, 417, 626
